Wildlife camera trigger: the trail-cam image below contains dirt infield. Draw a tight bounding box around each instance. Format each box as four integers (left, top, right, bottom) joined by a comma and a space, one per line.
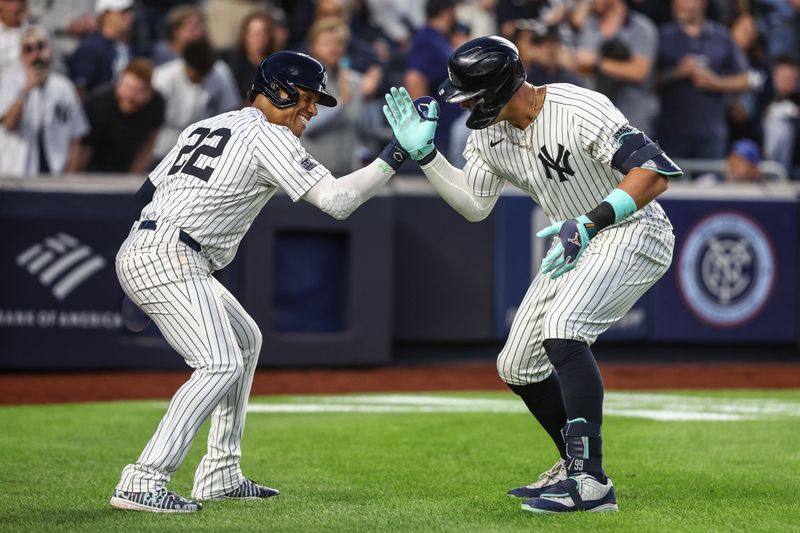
2, 362, 800, 405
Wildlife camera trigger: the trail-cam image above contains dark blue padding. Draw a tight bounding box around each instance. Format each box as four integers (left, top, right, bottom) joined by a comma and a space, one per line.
611, 132, 683, 177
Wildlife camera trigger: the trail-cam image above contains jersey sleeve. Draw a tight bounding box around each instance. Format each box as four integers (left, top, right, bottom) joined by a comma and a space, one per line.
252, 125, 332, 201
463, 134, 505, 197
576, 92, 630, 167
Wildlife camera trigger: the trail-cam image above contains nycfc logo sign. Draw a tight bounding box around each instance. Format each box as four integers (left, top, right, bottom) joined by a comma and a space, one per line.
678, 212, 775, 327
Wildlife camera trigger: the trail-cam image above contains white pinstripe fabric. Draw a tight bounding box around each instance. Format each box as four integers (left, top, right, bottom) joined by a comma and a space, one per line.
497, 216, 674, 386
112, 106, 333, 497
144, 107, 330, 270
115, 222, 261, 498
457, 84, 676, 386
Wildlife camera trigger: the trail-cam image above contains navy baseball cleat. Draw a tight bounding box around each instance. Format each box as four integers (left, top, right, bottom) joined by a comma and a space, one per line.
199, 479, 280, 501
521, 474, 618, 513
110, 488, 202, 513
508, 459, 567, 498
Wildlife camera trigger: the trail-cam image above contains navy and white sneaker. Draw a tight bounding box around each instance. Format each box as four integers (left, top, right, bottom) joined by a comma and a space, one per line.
110, 487, 202, 513
202, 479, 280, 501
521, 473, 618, 513
507, 459, 567, 498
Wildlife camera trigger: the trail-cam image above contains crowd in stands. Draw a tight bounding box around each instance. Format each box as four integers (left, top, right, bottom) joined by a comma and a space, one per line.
0, 0, 798, 181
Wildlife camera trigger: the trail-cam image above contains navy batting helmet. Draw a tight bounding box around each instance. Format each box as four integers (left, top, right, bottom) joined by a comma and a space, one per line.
438, 36, 526, 129
250, 51, 337, 108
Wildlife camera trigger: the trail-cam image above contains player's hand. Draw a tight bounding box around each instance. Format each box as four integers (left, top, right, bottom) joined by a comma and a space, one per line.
536, 215, 597, 279
382, 87, 438, 161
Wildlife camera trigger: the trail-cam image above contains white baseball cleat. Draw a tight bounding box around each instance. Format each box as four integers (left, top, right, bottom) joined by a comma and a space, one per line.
507, 459, 567, 498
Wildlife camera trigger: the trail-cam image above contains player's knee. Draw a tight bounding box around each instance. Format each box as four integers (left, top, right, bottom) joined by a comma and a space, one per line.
496, 347, 551, 385
540, 311, 579, 343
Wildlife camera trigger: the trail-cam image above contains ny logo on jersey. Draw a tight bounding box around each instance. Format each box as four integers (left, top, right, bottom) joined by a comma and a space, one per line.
538, 144, 575, 183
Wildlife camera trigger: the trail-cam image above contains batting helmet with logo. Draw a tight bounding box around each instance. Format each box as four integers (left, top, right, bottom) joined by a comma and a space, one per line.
438, 36, 526, 129
250, 51, 337, 108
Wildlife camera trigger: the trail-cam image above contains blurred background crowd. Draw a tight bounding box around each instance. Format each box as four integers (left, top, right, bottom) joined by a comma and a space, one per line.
0, 0, 798, 183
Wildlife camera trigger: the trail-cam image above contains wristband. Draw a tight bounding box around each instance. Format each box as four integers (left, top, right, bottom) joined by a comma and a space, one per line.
584, 188, 637, 233
417, 147, 438, 166
605, 188, 637, 223
377, 137, 409, 172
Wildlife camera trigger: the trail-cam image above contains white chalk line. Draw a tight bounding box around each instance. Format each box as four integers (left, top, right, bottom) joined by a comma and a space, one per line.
146, 392, 800, 421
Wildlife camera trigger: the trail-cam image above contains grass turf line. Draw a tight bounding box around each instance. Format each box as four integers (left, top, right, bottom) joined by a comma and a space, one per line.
0, 390, 798, 532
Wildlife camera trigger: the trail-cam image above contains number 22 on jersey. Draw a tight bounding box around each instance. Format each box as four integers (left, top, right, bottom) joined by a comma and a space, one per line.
168, 127, 232, 181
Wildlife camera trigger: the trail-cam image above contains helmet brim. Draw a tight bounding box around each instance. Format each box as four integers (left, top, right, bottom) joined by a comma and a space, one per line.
316, 91, 337, 108
437, 79, 485, 104
295, 83, 338, 107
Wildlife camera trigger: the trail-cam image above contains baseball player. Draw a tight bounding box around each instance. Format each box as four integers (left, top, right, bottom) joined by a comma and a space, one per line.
383, 36, 682, 513
110, 51, 413, 513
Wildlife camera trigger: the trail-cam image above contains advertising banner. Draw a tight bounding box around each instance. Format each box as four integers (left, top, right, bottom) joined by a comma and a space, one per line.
652, 198, 797, 342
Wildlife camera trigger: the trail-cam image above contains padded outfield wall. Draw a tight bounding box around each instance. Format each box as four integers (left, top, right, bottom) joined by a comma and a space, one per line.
0, 177, 797, 369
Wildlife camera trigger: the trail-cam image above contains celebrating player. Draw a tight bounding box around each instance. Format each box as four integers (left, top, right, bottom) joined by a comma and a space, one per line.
383, 36, 682, 513
110, 51, 411, 513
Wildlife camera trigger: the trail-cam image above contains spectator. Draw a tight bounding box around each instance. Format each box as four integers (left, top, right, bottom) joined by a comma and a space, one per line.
497, 0, 552, 40
152, 37, 239, 162
363, 0, 426, 47
627, 0, 673, 26
0, 0, 29, 73
26, 0, 95, 70
728, 10, 769, 145
80, 57, 164, 172
0, 26, 88, 177
226, 10, 274, 103
151, 4, 206, 66
762, 55, 800, 176
516, 21, 584, 86
205, 0, 271, 51
757, 0, 800, 61
575, 0, 659, 134
696, 138, 764, 184
656, 0, 751, 159
270, 6, 289, 51
301, 17, 369, 175
130, 0, 192, 53
404, 0, 460, 156
68, 0, 135, 99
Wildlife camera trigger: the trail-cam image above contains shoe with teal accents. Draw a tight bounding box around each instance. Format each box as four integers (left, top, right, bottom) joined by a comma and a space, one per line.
520, 473, 618, 513
507, 459, 567, 498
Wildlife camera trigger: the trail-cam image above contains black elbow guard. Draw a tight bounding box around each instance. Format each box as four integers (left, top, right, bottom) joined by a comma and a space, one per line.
611, 130, 683, 177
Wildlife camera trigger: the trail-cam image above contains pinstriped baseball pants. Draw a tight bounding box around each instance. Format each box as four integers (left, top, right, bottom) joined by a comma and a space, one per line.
497, 216, 674, 386
114, 222, 261, 499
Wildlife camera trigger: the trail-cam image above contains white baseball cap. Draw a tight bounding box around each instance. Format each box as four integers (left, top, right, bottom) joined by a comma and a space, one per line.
95, 0, 134, 14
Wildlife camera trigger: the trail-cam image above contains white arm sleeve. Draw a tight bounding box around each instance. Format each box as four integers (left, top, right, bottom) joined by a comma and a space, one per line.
302, 158, 394, 220
419, 151, 500, 222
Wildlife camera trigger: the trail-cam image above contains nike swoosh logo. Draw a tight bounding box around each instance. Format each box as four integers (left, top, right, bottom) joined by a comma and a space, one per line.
490, 138, 504, 147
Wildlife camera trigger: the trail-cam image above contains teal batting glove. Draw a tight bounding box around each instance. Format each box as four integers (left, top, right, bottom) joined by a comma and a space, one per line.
382, 87, 438, 161
536, 215, 598, 279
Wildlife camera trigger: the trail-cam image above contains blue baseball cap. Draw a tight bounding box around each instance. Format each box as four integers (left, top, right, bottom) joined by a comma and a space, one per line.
731, 139, 761, 165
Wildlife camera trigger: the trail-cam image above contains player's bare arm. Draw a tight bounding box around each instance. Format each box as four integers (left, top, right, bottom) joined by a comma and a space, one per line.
617, 167, 669, 209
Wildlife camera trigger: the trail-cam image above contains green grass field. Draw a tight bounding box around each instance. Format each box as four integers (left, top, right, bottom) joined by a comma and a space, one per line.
1, 390, 799, 532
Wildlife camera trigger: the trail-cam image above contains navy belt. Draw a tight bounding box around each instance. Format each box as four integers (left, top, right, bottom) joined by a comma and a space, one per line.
139, 220, 201, 252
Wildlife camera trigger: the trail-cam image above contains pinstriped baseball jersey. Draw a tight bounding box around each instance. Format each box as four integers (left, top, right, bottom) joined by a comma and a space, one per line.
470, 84, 676, 386
143, 106, 331, 269
463, 83, 668, 226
